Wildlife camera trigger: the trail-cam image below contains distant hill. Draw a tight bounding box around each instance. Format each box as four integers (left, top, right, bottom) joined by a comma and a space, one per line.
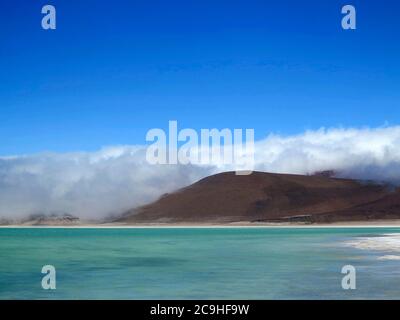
0, 213, 81, 226
117, 171, 399, 224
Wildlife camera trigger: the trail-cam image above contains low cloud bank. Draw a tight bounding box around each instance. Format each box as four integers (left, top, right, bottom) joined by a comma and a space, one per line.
1, 126, 400, 220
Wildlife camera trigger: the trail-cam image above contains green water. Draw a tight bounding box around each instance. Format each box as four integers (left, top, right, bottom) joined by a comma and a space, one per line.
1, 227, 400, 299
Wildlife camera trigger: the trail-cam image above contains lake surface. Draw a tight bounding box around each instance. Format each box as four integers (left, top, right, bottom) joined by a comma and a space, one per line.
1, 227, 400, 299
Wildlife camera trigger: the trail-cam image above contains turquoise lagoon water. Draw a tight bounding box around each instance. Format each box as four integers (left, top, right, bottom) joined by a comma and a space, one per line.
1, 227, 400, 299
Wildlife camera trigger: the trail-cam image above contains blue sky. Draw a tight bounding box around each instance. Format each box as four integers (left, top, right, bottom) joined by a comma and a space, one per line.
1, 0, 399, 155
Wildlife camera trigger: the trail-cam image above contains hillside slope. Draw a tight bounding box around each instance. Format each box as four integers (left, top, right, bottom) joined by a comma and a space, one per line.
117, 171, 396, 224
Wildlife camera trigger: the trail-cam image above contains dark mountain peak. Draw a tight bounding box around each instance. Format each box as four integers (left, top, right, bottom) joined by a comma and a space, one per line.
116, 171, 398, 224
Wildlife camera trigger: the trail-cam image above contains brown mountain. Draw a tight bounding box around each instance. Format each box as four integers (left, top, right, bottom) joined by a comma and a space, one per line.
117, 171, 400, 224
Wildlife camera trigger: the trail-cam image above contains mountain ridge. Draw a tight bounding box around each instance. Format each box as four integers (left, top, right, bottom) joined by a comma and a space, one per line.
117, 171, 398, 224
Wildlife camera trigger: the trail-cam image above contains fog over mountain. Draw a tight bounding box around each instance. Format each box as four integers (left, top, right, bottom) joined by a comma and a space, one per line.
1, 126, 400, 220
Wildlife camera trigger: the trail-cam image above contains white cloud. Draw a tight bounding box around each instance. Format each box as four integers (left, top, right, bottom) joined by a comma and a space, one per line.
1, 126, 400, 220
253, 126, 400, 181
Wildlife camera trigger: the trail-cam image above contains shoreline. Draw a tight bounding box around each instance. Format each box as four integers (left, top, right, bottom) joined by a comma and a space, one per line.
3, 220, 400, 228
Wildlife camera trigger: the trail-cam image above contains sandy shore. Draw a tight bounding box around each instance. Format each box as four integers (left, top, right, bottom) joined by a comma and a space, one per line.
3, 220, 400, 228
